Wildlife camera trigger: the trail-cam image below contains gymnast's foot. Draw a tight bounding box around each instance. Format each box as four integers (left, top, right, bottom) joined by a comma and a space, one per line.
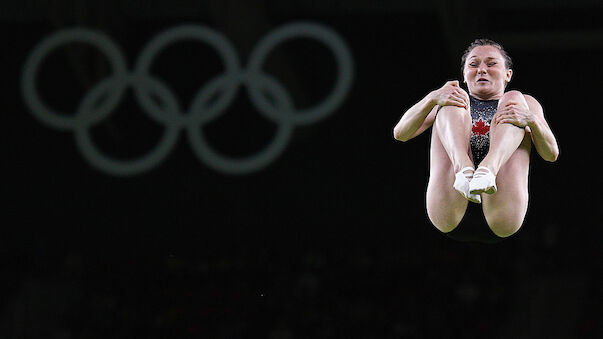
469, 166, 497, 195
454, 167, 481, 203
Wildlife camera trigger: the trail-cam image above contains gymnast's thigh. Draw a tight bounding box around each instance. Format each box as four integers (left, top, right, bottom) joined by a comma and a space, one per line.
425, 129, 469, 233
482, 136, 531, 237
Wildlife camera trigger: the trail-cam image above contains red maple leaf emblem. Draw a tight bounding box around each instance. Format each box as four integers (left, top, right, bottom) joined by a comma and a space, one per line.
472, 119, 490, 136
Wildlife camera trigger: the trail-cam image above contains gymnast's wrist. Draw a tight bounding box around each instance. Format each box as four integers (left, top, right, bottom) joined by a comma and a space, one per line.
526, 115, 540, 130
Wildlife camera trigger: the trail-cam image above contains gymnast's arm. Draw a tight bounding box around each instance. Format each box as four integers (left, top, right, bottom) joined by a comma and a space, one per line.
392, 94, 438, 142
521, 95, 559, 162
393, 80, 469, 142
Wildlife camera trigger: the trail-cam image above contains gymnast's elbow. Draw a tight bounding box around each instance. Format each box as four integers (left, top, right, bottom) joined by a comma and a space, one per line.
539, 145, 559, 162
393, 127, 410, 142
544, 149, 559, 162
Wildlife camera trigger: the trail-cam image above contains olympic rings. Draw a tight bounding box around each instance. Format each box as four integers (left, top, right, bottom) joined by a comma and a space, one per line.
21, 22, 354, 175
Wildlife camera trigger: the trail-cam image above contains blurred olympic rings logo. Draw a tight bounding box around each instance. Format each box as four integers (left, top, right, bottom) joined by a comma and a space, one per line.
21, 22, 354, 176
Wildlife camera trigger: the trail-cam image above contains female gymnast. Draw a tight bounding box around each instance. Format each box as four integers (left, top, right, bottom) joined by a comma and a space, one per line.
393, 39, 559, 243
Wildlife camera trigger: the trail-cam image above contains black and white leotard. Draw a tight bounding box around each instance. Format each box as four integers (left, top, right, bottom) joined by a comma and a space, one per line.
469, 96, 499, 165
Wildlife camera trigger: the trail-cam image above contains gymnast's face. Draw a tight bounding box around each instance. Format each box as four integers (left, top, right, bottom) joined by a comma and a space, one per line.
463, 45, 512, 100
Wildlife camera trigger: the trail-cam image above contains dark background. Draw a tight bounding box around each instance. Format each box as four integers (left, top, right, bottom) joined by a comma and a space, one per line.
3, 1, 601, 338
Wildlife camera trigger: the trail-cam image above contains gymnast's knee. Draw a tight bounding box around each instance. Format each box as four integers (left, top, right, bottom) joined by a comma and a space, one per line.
498, 90, 527, 108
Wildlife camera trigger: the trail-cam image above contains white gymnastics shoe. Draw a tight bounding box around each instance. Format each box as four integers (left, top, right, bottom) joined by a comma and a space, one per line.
453, 167, 481, 204
469, 166, 497, 195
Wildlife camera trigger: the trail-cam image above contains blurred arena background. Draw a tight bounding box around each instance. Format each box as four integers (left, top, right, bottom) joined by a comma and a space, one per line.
2, 0, 601, 338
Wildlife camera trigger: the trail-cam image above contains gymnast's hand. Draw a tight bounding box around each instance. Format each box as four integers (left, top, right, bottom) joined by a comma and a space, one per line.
429, 80, 470, 109
494, 100, 532, 128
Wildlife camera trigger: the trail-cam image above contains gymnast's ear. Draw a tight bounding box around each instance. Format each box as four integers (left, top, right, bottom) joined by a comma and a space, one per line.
505, 69, 513, 83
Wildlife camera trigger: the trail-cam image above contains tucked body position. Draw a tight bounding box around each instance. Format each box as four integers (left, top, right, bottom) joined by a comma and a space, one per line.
393, 39, 559, 243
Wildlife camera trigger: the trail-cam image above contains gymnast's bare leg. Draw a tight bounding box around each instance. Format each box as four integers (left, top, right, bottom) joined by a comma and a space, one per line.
478, 91, 532, 237
425, 105, 474, 233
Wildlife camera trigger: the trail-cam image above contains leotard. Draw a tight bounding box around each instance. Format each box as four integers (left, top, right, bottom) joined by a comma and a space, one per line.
469, 96, 498, 165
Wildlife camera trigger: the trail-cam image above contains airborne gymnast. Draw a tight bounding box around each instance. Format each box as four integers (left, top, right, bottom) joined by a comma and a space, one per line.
393, 39, 559, 243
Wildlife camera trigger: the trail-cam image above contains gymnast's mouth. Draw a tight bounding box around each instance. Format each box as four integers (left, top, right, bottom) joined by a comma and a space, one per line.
477, 78, 489, 82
